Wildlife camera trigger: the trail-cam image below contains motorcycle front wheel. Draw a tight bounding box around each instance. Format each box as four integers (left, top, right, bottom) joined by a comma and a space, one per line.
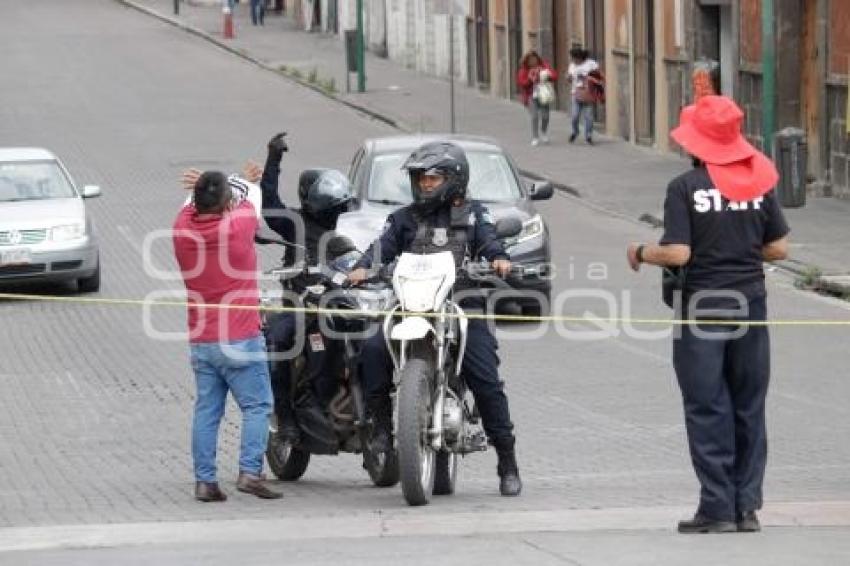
432, 450, 458, 495
363, 447, 400, 487
397, 355, 436, 506
266, 423, 311, 481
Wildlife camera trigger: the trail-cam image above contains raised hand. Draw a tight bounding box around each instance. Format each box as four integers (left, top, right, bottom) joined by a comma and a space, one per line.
181, 168, 202, 189
267, 132, 289, 154
242, 160, 263, 184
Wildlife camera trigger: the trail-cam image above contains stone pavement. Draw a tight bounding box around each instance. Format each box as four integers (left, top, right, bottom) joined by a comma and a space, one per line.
1, 2, 848, 562
123, 0, 850, 294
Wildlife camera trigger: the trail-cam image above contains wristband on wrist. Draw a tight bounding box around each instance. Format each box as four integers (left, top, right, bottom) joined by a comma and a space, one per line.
636, 244, 646, 263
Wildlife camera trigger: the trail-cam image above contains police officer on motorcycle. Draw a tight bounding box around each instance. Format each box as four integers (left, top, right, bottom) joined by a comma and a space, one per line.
259, 133, 354, 442
347, 141, 522, 497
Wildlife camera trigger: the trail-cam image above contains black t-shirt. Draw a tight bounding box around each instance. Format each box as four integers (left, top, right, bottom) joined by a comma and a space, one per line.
660, 167, 790, 308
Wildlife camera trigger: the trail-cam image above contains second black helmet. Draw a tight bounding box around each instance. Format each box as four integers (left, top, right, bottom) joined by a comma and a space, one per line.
297, 168, 353, 226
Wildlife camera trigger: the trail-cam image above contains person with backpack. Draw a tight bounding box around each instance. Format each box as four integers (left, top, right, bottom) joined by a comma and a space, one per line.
517, 50, 557, 146
567, 47, 603, 145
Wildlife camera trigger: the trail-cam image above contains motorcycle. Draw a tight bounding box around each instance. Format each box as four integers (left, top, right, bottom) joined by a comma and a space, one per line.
381, 217, 523, 506
260, 237, 399, 487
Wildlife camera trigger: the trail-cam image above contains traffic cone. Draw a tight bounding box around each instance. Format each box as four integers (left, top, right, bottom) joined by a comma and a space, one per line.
223, 5, 235, 39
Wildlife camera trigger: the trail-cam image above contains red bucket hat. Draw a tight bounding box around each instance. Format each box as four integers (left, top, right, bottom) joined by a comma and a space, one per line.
673, 96, 778, 201
671, 95, 755, 164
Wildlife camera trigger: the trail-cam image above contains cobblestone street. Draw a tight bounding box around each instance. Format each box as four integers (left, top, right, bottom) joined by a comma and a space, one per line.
1, 1, 849, 564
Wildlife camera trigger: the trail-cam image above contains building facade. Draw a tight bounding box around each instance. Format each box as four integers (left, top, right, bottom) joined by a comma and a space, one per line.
465, 0, 850, 199
293, 0, 849, 198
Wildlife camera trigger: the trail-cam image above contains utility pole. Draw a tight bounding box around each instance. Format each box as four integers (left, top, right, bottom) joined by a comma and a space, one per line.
357, 0, 366, 92
761, 0, 775, 157
449, 0, 456, 133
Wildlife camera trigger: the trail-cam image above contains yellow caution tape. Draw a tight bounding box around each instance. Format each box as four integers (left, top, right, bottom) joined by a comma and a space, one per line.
1, 292, 849, 327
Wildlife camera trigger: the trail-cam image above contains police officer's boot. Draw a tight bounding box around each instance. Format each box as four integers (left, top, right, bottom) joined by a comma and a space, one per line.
494, 436, 522, 496
367, 397, 393, 454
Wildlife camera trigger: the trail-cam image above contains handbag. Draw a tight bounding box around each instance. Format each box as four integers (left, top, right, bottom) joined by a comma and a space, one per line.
575, 85, 595, 104
533, 82, 554, 106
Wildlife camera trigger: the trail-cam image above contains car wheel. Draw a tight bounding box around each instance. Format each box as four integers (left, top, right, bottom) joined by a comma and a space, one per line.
522, 289, 551, 318
77, 260, 100, 293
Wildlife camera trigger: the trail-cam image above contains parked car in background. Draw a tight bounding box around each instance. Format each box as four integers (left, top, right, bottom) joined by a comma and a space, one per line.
0, 148, 101, 292
337, 135, 553, 314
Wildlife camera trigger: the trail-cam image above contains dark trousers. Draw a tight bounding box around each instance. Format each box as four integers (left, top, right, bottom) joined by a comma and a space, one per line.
265, 313, 338, 418
672, 297, 770, 521
250, 0, 265, 24
360, 318, 514, 442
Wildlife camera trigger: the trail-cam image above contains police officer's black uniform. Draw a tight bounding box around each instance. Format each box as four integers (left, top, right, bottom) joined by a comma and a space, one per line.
356, 141, 522, 496
660, 165, 789, 529
259, 135, 353, 438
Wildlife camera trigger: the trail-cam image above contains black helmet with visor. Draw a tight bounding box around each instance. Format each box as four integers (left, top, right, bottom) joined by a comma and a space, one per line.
402, 142, 469, 215
298, 168, 354, 228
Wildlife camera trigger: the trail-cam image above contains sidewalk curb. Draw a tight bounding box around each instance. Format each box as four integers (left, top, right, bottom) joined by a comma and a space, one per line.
114, 0, 402, 130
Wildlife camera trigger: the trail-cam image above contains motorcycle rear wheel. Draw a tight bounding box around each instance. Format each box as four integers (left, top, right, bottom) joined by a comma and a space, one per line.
397, 354, 436, 506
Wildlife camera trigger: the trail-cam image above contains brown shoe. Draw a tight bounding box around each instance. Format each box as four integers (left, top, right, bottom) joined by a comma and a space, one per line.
236, 472, 283, 499
195, 481, 227, 502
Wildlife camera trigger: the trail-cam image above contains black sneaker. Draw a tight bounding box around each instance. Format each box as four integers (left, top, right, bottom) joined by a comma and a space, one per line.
737, 511, 761, 532
586, 137, 594, 145
677, 514, 737, 534
568, 133, 577, 143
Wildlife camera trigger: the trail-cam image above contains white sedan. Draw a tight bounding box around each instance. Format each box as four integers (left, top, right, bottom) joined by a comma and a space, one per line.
0, 147, 101, 291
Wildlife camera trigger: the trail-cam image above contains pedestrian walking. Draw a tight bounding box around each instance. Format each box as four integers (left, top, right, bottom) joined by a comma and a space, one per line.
173, 168, 282, 502
566, 47, 602, 144
626, 95, 790, 533
517, 50, 557, 146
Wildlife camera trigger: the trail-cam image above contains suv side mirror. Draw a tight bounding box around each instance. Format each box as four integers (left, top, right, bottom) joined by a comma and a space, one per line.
495, 216, 523, 239
528, 181, 554, 201
81, 185, 102, 198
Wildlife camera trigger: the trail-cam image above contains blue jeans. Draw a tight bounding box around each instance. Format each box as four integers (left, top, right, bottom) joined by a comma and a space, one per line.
250, 0, 265, 25
529, 100, 550, 140
190, 335, 273, 482
571, 95, 594, 139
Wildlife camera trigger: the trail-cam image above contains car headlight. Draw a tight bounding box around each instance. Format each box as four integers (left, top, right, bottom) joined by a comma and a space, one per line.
50, 223, 85, 242
517, 215, 544, 244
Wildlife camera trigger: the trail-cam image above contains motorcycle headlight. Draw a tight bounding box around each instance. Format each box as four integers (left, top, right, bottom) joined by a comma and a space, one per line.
397, 276, 444, 313
517, 215, 544, 244
50, 223, 85, 242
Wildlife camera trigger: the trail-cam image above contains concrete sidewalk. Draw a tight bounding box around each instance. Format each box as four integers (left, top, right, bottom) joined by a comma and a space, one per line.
121, 0, 850, 293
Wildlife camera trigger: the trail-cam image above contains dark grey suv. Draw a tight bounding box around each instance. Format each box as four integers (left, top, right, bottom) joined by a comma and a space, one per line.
336, 135, 553, 314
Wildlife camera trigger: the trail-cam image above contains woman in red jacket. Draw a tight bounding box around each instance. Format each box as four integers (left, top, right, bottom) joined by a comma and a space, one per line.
517, 50, 558, 146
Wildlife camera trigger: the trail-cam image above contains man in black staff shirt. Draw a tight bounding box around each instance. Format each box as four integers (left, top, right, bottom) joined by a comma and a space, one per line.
626, 96, 790, 534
